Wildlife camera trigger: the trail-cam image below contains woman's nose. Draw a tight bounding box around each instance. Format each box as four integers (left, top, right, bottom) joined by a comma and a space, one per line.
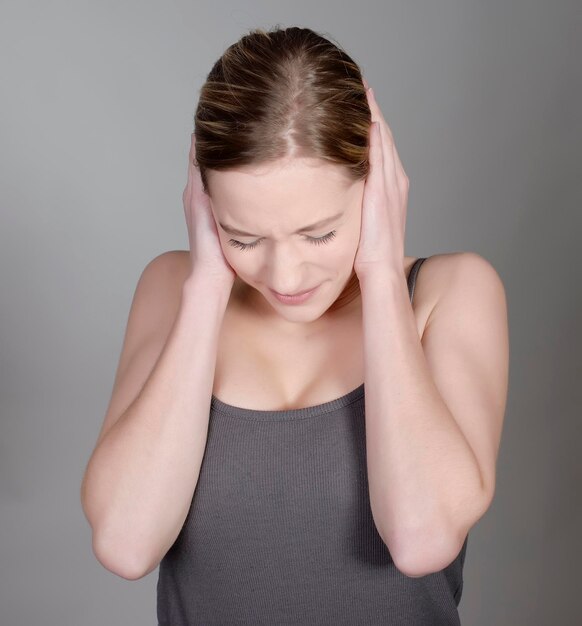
264, 248, 309, 292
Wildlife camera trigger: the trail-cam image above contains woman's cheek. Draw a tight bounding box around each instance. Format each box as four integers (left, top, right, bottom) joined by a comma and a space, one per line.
222, 245, 256, 279
223, 247, 243, 272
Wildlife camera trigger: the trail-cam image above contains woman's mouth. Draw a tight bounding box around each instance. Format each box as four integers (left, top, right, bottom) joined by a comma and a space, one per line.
269, 284, 321, 304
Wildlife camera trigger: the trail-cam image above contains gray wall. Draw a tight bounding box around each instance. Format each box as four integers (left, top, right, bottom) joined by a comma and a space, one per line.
1, 1, 580, 624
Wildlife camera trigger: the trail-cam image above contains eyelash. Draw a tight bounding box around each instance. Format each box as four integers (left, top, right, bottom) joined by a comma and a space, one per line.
227, 230, 337, 251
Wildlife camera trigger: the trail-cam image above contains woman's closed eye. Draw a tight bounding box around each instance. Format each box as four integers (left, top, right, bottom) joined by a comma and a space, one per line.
227, 230, 337, 251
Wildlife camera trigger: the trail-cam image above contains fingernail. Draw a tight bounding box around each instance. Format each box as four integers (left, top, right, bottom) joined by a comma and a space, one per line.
362, 77, 369, 89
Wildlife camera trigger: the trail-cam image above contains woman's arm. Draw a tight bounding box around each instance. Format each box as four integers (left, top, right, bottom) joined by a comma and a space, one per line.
360, 252, 508, 578
81, 255, 232, 580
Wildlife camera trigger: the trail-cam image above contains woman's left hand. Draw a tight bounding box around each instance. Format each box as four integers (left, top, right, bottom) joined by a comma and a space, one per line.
354, 82, 409, 280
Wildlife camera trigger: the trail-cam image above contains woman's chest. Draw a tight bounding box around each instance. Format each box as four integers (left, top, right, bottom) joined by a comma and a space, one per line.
212, 311, 366, 411
209, 257, 431, 412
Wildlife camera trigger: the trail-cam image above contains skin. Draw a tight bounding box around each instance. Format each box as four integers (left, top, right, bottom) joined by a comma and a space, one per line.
205, 158, 366, 333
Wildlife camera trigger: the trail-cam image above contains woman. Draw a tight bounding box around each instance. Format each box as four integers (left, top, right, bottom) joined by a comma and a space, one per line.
81, 26, 509, 625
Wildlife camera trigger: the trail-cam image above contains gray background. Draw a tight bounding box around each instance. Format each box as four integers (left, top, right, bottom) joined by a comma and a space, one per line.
1, 0, 580, 624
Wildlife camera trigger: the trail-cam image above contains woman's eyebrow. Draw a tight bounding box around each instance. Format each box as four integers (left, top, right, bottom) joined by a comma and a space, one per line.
219, 211, 344, 237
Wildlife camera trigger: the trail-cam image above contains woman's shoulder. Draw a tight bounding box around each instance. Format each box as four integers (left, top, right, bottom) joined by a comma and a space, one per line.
139, 250, 192, 291
142, 249, 191, 274
129, 250, 192, 334
416, 251, 503, 289
412, 251, 505, 319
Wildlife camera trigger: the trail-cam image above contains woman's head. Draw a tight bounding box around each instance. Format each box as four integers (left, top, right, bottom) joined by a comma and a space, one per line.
193, 26, 371, 321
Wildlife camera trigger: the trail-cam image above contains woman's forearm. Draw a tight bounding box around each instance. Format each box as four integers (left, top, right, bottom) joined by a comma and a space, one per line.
359, 269, 487, 577
81, 272, 231, 579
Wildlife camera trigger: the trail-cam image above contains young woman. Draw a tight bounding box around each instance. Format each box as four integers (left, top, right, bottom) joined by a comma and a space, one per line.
81, 26, 509, 625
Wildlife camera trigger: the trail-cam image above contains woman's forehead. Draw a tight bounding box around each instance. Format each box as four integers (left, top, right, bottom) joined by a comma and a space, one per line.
208, 157, 354, 188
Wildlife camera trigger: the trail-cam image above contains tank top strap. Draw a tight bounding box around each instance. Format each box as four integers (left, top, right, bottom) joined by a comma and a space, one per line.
407, 257, 428, 304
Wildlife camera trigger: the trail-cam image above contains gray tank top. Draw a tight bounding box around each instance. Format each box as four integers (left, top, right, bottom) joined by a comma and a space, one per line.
157, 257, 469, 625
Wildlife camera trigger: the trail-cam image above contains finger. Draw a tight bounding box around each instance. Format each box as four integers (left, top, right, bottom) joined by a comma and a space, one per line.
366, 89, 398, 193
366, 88, 394, 144
365, 88, 408, 183
189, 133, 196, 167
184, 136, 194, 206
367, 121, 384, 194
189, 135, 196, 174
384, 123, 408, 190
187, 135, 193, 184
391, 142, 409, 193
189, 135, 212, 210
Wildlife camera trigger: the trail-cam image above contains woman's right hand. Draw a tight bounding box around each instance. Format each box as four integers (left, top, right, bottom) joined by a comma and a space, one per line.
183, 133, 237, 286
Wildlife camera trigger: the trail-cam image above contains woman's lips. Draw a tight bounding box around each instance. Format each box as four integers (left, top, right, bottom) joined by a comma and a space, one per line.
269, 284, 321, 304
273, 286, 318, 297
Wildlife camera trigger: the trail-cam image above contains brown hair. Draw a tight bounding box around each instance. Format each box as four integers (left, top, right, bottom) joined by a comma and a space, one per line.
193, 25, 372, 310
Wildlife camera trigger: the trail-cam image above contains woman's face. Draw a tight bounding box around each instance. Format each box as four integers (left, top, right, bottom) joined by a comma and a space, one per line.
206, 157, 365, 323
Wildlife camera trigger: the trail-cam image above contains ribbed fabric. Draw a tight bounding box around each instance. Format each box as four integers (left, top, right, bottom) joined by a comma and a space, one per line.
157, 257, 469, 625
